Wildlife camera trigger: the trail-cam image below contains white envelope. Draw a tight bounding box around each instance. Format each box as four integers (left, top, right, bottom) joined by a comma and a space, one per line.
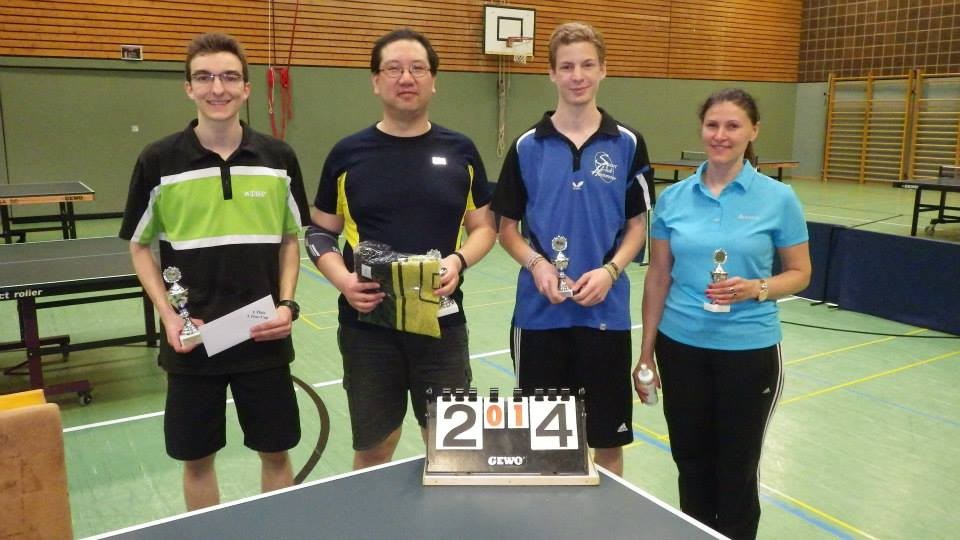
199, 295, 277, 357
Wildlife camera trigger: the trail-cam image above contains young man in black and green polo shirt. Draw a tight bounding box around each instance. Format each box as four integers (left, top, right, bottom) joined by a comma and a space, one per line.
120, 33, 309, 510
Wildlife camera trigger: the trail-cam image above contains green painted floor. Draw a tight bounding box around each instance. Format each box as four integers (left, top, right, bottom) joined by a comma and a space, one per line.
1, 178, 958, 539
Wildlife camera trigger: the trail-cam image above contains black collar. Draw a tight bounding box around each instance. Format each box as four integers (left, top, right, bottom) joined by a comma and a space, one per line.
533, 107, 620, 139
181, 118, 255, 162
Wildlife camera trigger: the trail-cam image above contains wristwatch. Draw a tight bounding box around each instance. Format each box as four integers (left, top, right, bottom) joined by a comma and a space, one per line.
277, 299, 300, 321
757, 279, 769, 302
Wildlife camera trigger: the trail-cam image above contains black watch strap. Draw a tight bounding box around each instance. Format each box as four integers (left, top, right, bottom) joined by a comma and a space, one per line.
277, 299, 300, 321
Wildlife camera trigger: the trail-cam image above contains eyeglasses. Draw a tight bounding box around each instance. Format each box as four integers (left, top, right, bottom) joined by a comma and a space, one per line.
190, 71, 245, 86
378, 64, 431, 80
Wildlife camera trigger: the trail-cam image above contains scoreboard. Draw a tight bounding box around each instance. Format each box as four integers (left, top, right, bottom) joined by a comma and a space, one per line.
423, 388, 599, 486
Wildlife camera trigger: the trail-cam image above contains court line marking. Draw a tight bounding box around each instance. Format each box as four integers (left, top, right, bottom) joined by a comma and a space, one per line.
781, 349, 960, 406
785, 328, 929, 366
804, 211, 908, 228
62, 348, 520, 433
762, 485, 878, 540
62, 379, 344, 433
627, 421, 876, 540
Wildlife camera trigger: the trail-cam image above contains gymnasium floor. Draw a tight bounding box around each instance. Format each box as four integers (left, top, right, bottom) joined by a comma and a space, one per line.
2, 177, 958, 539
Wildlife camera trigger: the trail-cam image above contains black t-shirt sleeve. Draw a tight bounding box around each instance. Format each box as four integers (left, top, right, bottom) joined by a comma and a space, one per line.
284, 146, 311, 225
314, 142, 345, 214
490, 139, 527, 220
118, 151, 152, 241
464, 139, 493, 208
625, 131, 654, 219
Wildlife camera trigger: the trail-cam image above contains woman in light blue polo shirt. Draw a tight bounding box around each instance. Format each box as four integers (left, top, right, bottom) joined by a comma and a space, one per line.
633, 88, 811, 540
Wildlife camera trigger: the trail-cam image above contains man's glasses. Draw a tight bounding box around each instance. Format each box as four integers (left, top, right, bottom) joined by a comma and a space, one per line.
190, 71, 245, 86
378, 64, 431, 80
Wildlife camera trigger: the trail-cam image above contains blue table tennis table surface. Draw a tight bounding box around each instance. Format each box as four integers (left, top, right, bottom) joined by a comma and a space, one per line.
87, 456, 725, 539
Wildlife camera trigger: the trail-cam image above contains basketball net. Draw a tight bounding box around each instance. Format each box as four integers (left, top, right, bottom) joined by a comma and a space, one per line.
506, 36, 532, 64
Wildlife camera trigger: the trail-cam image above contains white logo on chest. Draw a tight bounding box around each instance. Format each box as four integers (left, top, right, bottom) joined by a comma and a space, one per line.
592, 152, 617, 182
244, 190, 267, 198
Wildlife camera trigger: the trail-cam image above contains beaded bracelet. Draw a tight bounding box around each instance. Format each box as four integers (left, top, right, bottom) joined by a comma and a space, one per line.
603, 263, 619, 283
529, 256, 546, 272
525, 252, 545, 271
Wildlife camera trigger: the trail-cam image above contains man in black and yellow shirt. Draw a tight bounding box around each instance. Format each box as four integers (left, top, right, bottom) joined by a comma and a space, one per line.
307, 28, 496, 469
120, 33, 309, 510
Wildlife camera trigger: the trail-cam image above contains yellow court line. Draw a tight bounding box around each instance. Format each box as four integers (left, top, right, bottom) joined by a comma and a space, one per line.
760, 484, 880, 540
782, 349, 960, 405
785, 328, 928, 366
627, 421, 880, 539
631, 421, 670, 442
297, 315, 336, 332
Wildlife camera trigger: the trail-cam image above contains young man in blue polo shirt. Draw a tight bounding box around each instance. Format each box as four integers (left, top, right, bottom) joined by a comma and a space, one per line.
490, 22, 653, 475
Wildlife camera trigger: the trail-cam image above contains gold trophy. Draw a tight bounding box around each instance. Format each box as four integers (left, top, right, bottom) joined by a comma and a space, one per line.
703, 249, 731, 313
162, 267, 204, 346
551, 235, 574, 298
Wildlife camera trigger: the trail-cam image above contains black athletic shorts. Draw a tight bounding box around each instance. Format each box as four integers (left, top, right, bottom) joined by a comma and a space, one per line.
510, 326, 633, 448
164, 365, 301, 461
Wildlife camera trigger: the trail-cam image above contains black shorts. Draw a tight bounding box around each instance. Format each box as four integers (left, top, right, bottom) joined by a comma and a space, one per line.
510, 326, 633, 448
339, 323, 471, 450
164, 365, 301, 461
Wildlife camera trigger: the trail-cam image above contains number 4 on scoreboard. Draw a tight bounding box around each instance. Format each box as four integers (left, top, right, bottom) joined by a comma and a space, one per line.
528, 399, 579, 450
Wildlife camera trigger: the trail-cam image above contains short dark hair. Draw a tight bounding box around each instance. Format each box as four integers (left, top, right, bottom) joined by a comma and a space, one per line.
185, 33, 249, 82
370, 28, 439, 75
699, 88, 760, 165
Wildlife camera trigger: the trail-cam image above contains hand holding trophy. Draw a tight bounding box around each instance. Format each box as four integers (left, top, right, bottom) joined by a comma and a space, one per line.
162, 267, 204, 347
551, 235, 574, 298
427, 249, 459, 317
703, 248, 731, 313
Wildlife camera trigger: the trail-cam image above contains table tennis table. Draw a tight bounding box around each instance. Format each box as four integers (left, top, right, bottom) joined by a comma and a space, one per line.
0, 236, 157, 403
87, 456, 726, 540
892, 175, 960, 236
651, 159, 799, 183
0, 181, 95, 243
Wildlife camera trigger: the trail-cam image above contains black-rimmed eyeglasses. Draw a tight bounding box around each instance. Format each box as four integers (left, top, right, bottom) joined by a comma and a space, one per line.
378, 64, 431, 80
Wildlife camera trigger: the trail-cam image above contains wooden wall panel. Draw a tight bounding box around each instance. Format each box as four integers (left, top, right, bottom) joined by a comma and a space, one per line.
0, 0, 801, 82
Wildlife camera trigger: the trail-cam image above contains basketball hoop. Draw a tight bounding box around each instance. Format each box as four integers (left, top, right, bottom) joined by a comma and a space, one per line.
506, 36, 533, 64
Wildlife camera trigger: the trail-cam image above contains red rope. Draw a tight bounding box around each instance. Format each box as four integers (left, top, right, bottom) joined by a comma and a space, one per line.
268, 0, 300, 140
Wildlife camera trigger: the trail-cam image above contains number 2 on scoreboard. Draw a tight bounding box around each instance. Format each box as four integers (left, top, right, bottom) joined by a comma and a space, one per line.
435, 400, 483, 449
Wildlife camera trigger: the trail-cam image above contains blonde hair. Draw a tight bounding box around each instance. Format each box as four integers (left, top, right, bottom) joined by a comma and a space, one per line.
548, 22, 605, 70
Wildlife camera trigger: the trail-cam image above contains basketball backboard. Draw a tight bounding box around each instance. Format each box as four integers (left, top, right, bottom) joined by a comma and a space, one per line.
483, 5, 535, 57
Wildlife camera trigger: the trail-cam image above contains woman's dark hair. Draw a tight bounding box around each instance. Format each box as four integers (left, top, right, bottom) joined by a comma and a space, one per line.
699, 88, 759, 166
